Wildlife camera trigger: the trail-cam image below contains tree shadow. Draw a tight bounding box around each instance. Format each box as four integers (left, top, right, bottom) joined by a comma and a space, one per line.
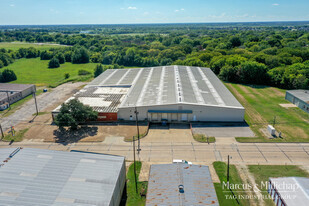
53, 126, 98, 145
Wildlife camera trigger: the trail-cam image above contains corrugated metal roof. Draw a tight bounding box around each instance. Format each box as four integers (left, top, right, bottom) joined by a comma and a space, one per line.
0, 148, 125, 206
86, 66, 243, 109
269, 177, 309, 206
146, 164, 219, 206
287, 90, 309, 103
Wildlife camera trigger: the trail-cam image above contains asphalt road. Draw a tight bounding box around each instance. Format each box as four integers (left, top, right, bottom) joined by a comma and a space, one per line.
1, 138, 308, 166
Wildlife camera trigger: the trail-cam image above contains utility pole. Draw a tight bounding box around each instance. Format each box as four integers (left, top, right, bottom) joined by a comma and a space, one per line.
227, 155, 230, 189
135, 107, 141, 154
6, 91, 10, 109
273, 116, 276, 127
33, 92, 39, 115
0, 124, 4, 139
132, 135, 138, 193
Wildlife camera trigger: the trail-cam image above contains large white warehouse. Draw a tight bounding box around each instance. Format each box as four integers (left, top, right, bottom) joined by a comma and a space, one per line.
53, 66, 245, 122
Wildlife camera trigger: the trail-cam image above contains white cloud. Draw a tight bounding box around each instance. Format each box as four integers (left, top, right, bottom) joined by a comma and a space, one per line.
128, 6, 137, 10
175, 8, 185, 12
143, 12, 149, 15
174, 10, 179, 12
181, 8, 185, 11
272, 3, 279, 6
10, 4, 15, 7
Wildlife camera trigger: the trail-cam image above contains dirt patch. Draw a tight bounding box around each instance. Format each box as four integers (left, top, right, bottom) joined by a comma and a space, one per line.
279, 103, 297, 108
269, 87, 285, 97
23, 123, 148, 143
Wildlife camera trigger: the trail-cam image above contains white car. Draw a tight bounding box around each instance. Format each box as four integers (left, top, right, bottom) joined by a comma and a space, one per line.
173, 159, 192, 164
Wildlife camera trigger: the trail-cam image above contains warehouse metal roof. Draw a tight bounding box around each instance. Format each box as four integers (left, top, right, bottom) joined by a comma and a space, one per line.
146, 164, 219, 206
0, 148, 125, 206
0, 83, 35, 92
287, 90, 309, 103
87, 66, 243, 109
53, 86, 129, 113
269, 177, 309, 206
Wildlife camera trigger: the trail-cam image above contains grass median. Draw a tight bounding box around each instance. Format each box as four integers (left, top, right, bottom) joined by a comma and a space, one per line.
126, 161, 148, 206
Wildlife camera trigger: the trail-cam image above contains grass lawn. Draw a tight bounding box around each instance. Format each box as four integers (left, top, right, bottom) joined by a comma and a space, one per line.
1, 128, 29, 142
248, 165, 309, 206
225, 83, 309, 142
0, 42, 68, 51
213, 161, 251, 206
3, 58, 97, 87
193, 134, 215, 143
126, 161, 147, 206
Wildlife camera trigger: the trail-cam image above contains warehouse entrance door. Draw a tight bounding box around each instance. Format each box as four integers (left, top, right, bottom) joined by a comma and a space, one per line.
152, 113, 158, 121
181, 113, 188, 121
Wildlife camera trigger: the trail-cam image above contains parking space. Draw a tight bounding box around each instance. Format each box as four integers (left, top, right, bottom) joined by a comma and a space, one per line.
192, 123, 255, 137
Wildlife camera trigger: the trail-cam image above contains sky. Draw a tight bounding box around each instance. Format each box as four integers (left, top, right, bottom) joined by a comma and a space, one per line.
1, 0, 309, 25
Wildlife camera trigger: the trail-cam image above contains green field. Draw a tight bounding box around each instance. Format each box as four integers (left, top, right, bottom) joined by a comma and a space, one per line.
2, 58, 97, 87
213, 161, 250, 206
225, 83, 309, 142
248, 165, 309, 206
0, 42, 68, 51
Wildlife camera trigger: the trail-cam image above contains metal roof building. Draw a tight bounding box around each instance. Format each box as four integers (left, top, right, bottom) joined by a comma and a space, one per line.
285, 90, 309, 113
53, 66, 245, 122
146, 164, 219, 206
268, 177, 309, 206
0, 83, 36, 111
0, 148, 126, 206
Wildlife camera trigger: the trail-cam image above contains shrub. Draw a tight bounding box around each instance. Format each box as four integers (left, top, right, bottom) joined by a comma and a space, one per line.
78, 69, 91, 75
48, 57, 60, 68
64, 73, 70, 79
94, 64, 104, 77
0, 69, 17, 82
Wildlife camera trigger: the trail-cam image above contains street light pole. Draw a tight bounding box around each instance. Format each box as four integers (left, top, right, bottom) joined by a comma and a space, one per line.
135, 107, 141, 154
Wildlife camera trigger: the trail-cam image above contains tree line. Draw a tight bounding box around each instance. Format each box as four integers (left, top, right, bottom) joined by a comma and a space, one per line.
0, 25, 309, 89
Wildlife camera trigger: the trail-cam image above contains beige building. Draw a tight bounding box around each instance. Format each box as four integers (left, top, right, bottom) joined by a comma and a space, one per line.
0, 83, 36, 110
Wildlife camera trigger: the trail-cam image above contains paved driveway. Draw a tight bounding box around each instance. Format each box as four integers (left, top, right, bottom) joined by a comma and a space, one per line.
192, 123, 255, 137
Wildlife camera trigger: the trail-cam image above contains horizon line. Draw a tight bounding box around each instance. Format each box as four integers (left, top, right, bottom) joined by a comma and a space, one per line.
1, 20, 309, 27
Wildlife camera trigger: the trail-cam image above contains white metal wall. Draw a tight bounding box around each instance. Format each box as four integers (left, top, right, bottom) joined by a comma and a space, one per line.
118, 103, 245, 122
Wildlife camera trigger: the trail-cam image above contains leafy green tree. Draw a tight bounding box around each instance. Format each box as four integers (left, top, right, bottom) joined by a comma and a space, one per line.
237, 61, 269, 84
94, 64, 104, 77
0, 69, 17, 82
48, 57, 60, 68
55, 99, 98, 130
56, 53, 65, 64
72, 48, 89, 64
229, 37, 241, 48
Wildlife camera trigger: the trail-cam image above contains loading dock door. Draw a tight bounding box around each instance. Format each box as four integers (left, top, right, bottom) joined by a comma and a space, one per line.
162, 113, 168, 120
152, 113, 158, 121
171, 113, 178, 121
181, 114, 188, 121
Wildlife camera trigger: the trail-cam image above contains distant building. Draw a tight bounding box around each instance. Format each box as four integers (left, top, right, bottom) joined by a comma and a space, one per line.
146, 163, 219, 206
0, 148, 126, 206
53, 66, 245, 122
0, 83, 36, 110
285, 90, 309, 113
268, 177, 309, 206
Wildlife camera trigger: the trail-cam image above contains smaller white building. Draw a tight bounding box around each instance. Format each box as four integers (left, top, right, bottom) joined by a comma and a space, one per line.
268, 177, 309, 206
